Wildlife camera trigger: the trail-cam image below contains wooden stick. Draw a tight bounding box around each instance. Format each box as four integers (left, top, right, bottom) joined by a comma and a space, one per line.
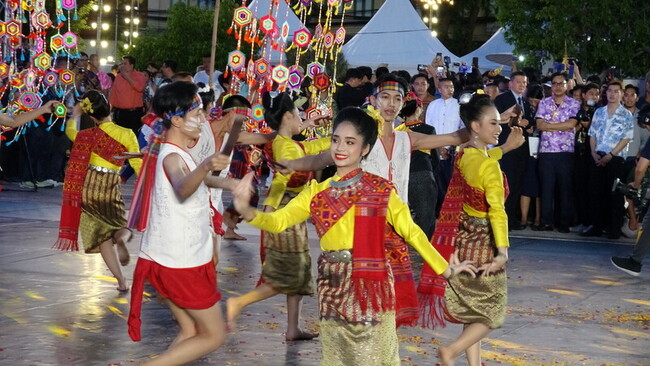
209, 0, 222, 91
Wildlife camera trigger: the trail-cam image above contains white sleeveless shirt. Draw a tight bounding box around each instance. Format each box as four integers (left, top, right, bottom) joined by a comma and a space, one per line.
139, 143, 213, 268
186, 122, 230, 212
361, 130, 412, 202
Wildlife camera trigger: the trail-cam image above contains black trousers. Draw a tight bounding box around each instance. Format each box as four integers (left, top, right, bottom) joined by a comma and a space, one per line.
539, 152, 574, 227
587, 154, 625, 235
112, 107, 145, 136
500, 145, 528, 223
435, 157, 453, 217
408, 170, 438, 239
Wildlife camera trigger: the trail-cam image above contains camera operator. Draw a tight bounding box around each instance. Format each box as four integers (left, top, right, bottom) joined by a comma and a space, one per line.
620, 85, 648, 236
612, 104, 650, 276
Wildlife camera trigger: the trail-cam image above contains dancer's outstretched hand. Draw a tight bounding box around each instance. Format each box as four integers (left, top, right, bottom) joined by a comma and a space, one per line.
232, 173, 257, 221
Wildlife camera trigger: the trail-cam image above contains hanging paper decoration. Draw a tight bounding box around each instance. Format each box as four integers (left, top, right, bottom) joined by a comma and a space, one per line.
220, 0, 355, 142
5, 20, 21, 37
1, 0, 79, 143
228, 50, 246, 72
254, 58, 270, 78
50, 34, 65, 52
18, 91, 42, 110
59, 69, 75, 85
53, 103, 68, 118
251, 103, 265, 122
306, 61, 324, 79
43, 71, 59, 87
62, 31, 78, 49
287, 67, 304, 90
271, 65, 289, 85
32, 53, 51, 71
313, 72, 331, 91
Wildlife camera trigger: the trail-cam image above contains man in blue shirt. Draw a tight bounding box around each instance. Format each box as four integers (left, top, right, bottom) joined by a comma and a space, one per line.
583, 80, 634, 238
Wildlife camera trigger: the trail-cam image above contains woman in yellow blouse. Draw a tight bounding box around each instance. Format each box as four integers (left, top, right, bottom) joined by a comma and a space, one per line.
226, 92, 330, 341
231, 107, 475, 365
435, 94, 521, 366
54, 90, 142, 292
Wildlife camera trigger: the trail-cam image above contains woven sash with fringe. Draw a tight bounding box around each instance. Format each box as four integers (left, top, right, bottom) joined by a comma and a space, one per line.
53, 127, 126, 251
311, 170, 419, 327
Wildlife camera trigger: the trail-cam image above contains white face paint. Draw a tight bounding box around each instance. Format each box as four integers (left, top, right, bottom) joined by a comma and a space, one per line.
181, 108, 204, 139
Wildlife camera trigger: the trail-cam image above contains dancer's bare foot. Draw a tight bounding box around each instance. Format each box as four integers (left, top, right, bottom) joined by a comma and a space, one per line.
285, 330, 318, 341
224, 228, 246, 241
116, 276, 129, 293
226, 297, 242, 331
113, 228, 132, 266
438, 346, 455, 366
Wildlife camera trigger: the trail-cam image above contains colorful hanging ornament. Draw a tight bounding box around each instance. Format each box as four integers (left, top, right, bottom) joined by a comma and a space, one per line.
32, 52, 51, 71
251, 103, 265, 122
254, 57, 270, 78
271, 65, 289, 85
227, 50, 246, 72
59, 69, 75, 85
62, 31, 77, 49
43, 70, 59, 87
18, 91, 42, 110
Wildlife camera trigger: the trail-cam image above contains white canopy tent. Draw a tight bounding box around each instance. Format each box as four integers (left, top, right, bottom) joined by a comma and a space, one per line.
249, 0, 305, 64
341, 0, 458, 75
460, 27, 514, 75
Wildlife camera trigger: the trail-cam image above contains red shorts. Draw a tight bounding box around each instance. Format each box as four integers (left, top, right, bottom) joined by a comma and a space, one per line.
147, 259, 222, 309
128, 258, 221, 341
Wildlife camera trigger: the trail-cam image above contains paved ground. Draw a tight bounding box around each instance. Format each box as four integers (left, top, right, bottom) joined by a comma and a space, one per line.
0, 181, 649, 366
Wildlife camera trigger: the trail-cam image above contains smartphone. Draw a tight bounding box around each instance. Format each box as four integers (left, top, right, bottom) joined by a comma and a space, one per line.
417, 64, 427, 72
509, 104, 522, 127
472, 57, 479, 68
436, 66, 444, 78
435, 52, 442, 62
443, 56, 451, 65
458, 65, 471, 74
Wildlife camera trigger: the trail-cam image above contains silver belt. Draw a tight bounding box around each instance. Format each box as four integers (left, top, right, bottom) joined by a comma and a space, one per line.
323, 249, 352, 263
88, 164, 119, 174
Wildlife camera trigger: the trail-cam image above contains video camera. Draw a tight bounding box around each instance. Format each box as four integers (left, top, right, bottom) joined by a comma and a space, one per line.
638, 104, 650, 127
612, 178, 650, 219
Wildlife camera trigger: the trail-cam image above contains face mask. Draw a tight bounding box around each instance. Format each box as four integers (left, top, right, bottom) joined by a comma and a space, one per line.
586, 99, 596, 107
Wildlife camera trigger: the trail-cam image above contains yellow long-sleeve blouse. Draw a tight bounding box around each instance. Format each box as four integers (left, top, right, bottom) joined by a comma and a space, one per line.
66, 119, 142, 175
263, 135, 331, 208
457, 147, 509, 247
250, 174, 449, 275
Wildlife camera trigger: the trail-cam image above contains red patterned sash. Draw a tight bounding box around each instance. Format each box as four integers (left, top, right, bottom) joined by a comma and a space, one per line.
311, 170, 418, 327
417, 150, 508, 328
53, 126, 127, 251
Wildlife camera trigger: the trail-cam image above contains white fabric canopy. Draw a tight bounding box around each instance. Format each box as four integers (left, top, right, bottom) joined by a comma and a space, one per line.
341, 0, 458, 75
248, 0, 306, 64
460, 27, 514, 75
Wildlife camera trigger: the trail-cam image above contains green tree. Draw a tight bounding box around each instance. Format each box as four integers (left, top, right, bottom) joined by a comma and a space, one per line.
496, 0, 650, 77
435, 0, 497, 57
126, 1, 237, 71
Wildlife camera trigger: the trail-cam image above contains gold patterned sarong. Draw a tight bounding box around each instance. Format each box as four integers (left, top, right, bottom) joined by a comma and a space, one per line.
261, 191, 313, 295
79, 169, 126, 253
444, 212, 507, 329
317, 254, 400, 366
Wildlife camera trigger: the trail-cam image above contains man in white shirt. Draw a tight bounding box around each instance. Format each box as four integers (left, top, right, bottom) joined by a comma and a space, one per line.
424, 78, 463, 214
194, 54, 224, 95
